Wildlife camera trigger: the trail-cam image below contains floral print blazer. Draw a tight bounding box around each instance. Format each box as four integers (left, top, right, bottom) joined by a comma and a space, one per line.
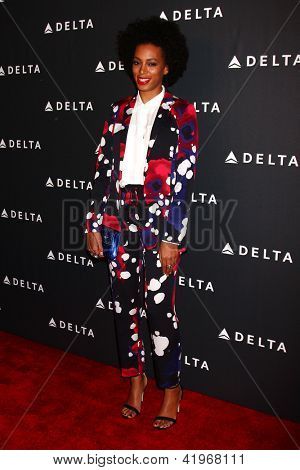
85, 87, 199, 253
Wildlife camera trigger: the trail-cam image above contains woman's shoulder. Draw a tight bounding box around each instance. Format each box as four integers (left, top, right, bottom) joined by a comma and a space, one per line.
167, 92, 196, 121
109, 93, 134, 109
173, 94, 193, 107
163, 90, 194, 118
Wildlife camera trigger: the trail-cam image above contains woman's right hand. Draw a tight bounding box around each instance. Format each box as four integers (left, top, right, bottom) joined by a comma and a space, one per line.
87, 232, 105, 259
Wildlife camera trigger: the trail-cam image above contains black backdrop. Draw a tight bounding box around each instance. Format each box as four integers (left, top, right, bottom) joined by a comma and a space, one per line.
1, 0, 299, 423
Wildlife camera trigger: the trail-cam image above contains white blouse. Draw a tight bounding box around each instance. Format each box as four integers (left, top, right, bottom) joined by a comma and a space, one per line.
119, 84, 165, 188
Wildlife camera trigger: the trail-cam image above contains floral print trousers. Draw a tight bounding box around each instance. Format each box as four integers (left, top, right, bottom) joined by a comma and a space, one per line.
107, 184, 182, 389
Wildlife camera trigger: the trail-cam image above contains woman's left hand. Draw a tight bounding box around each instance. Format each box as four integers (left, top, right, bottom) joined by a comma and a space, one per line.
159, 240, 179, 275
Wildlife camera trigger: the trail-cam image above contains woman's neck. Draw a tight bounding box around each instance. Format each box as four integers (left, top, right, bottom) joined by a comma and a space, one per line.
139, 84, 164, 104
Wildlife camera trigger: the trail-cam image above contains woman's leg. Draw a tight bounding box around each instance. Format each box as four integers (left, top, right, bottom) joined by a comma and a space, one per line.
141, 245, 184, 427
108, 225, 146, 378
108, 187, 148, 417
142, 246, 182, 389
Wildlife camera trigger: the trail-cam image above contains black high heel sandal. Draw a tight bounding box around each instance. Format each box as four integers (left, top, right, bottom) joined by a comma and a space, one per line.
153, 383, 184, 429
121, 372, 148, 418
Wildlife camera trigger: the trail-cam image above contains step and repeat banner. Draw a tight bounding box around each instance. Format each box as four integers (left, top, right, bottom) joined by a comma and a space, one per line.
1, 1, 299, 422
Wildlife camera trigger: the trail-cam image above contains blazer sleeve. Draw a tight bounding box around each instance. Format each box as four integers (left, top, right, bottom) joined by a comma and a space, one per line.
160, 102, 199, 245
85, 103, 115, 234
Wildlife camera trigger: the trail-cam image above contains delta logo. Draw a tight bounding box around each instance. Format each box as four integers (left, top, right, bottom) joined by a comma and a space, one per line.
228, 54, 299, 69
218, 328, 287, 353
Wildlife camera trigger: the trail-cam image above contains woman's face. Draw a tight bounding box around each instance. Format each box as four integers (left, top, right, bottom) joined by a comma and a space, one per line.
132, 42, 169, 93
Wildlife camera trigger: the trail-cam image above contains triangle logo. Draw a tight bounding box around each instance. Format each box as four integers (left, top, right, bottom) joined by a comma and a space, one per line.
44, 23, 53, 34
218, 328, 230, 340
225, 151, 238, 164
228, 56, 241, 69
222, 243, 234, 255
95, 61, 105, 73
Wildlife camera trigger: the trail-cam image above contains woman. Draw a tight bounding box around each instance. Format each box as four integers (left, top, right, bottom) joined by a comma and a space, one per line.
86, 16, 199, 430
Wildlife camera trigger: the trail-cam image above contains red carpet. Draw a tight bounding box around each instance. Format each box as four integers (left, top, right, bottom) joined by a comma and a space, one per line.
0, 330, 299, 450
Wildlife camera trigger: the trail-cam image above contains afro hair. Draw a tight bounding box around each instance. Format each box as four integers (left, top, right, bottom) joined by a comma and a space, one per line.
116, 15, 189, 87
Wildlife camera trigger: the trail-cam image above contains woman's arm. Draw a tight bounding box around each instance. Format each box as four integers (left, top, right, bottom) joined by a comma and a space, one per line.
85, 103, 115, 234
160, 101, 199, 245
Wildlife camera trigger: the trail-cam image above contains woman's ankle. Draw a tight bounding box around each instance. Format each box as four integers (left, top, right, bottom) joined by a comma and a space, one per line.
130, 374, 145, 385
165, 382, 180, 390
